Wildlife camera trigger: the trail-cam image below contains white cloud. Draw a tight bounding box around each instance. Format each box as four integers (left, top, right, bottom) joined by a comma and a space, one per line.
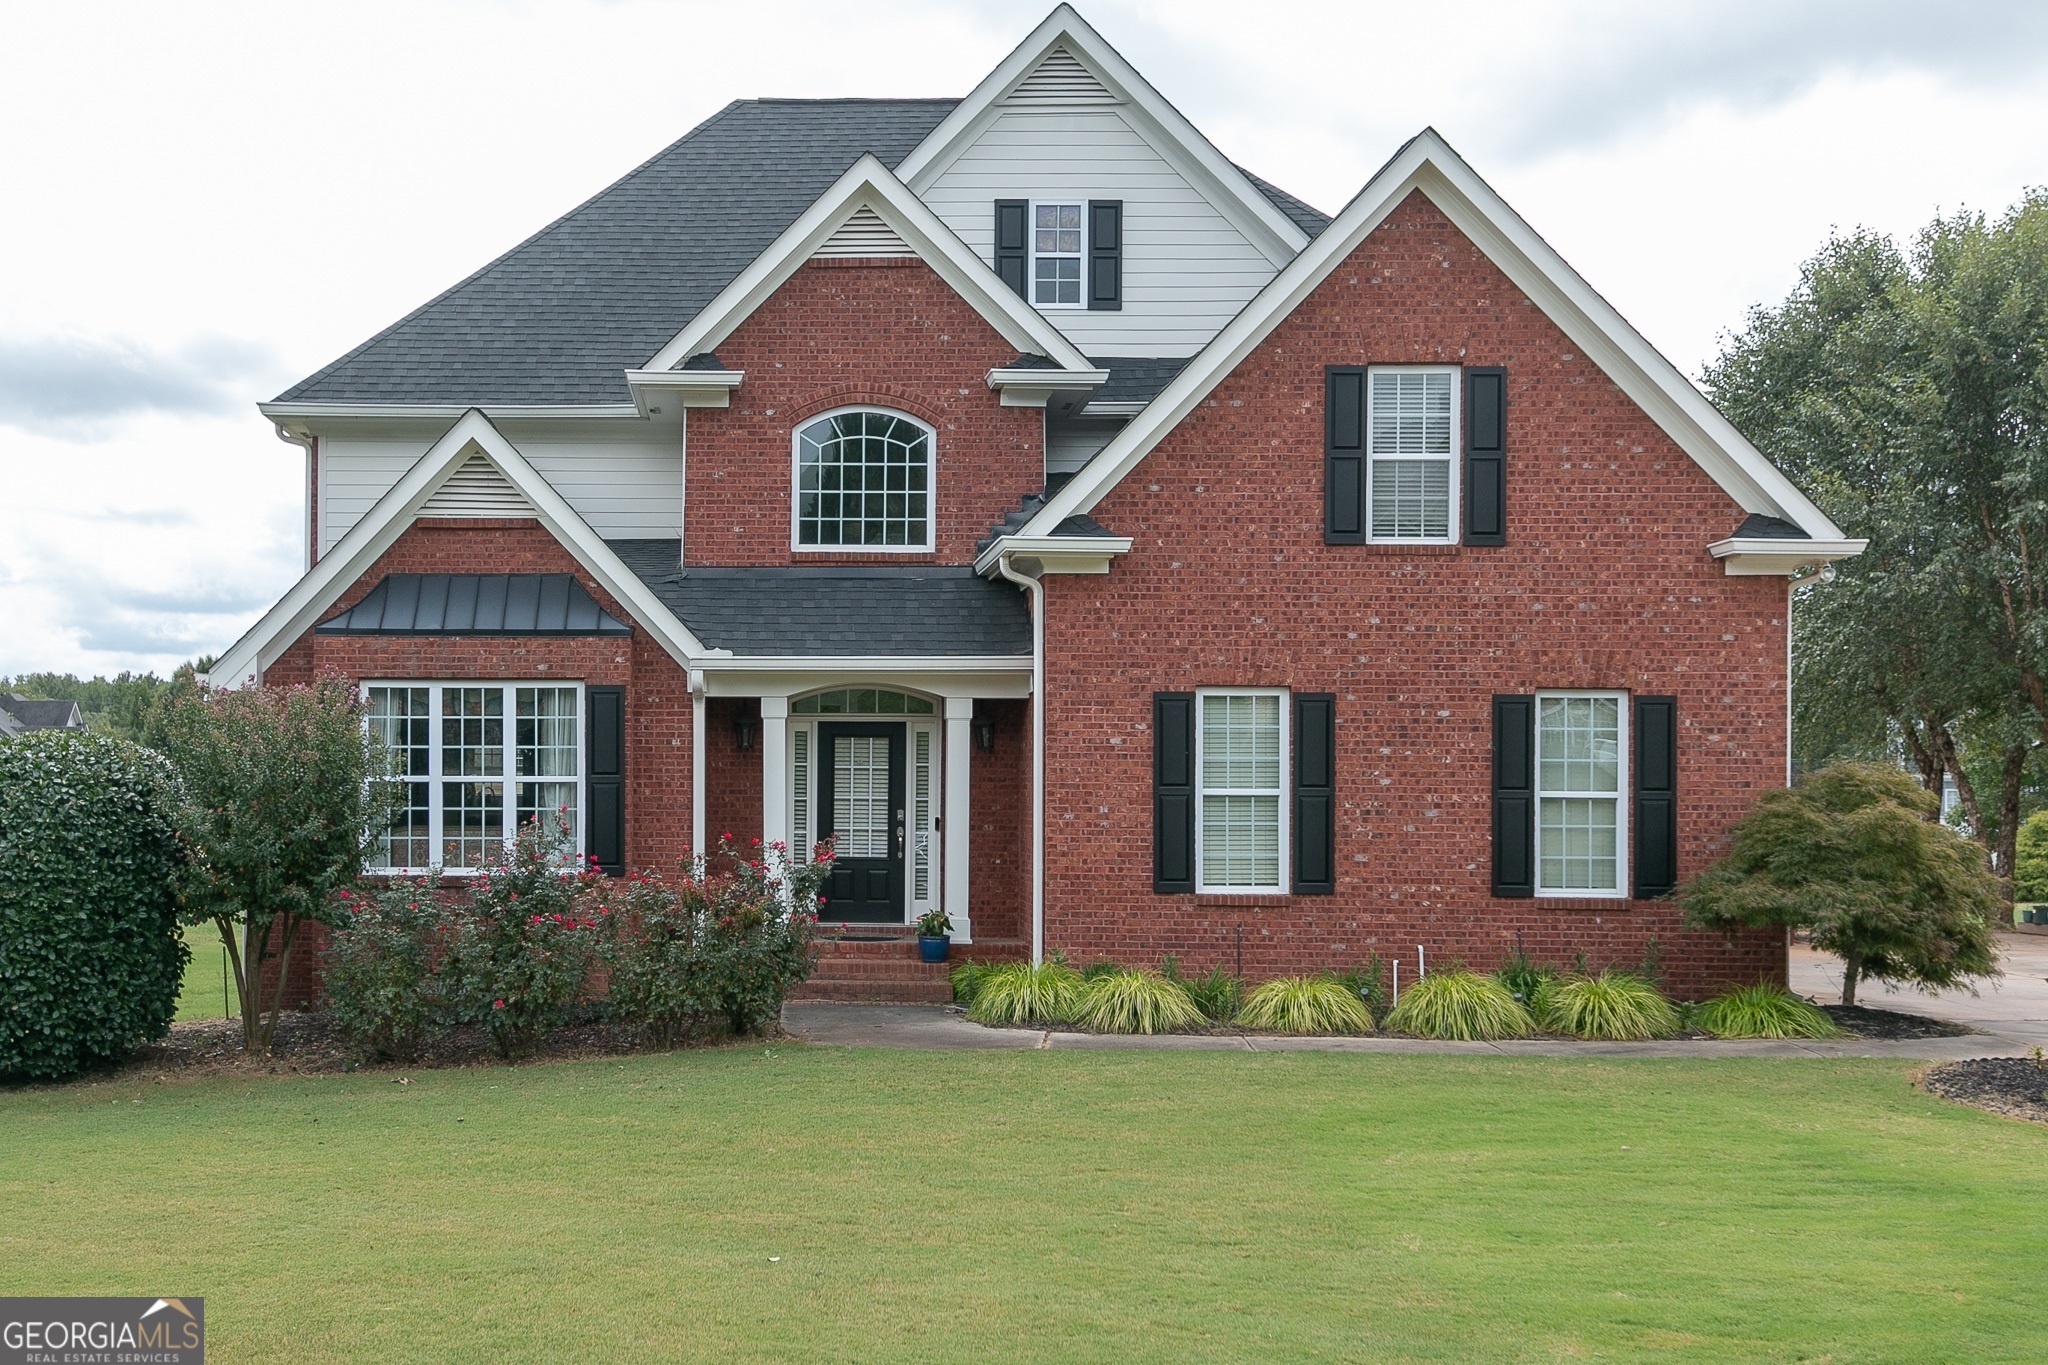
0, 0, 2042, 674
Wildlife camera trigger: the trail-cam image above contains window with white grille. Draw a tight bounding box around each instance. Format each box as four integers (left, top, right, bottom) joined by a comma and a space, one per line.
1032, 202, 1085, 307
1195, 689, 1287, 893
793, 409, 933, 550
1368, 368, 1458, 542
1535, 692, 1627, 896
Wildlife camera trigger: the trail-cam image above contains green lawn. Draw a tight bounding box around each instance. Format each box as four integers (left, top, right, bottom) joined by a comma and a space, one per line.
3, 1048, 2043, 1363
174, 925, 235, 1020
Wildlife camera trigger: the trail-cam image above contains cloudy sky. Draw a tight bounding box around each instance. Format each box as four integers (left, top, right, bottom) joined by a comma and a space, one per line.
3, 0, 2045, 678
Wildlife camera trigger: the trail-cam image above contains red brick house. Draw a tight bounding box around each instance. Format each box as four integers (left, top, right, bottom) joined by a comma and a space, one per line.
215, 5, 1863, 999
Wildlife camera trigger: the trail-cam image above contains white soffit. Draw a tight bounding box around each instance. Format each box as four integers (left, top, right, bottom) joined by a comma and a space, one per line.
207, 410, 713, 686
640, 155, 1094, 375
1016, 128, 1853, 550
893, 4, 1308, 268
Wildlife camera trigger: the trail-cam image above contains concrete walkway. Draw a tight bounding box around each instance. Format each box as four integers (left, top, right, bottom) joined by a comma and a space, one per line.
782, 1002, 2034, 1060
1792, 930, 2048, 1046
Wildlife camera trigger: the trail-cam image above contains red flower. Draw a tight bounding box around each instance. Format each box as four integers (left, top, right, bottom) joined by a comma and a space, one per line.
493, 999, 505, 1009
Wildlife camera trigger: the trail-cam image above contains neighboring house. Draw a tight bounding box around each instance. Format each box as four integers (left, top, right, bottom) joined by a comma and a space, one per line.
0, 694, 87, 737
214, 5, 1863, 997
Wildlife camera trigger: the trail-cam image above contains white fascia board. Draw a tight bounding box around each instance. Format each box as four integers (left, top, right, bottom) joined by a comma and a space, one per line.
1708, 536, 1868, 576
259, 400, 640, 429
207, 410, 712, 688
972, 534, 1132, 577
1017, 128, 1853, 545
893, 4, 1308, 268
986, 366, 1109, 407
622, 369, 745, 416
641, 155, 1092, 374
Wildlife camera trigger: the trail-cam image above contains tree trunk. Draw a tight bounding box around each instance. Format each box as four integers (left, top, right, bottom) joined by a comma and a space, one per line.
1899, 720, 1946, 802
259, 914, 304, 1053
1995, 742, 2031, 899
1930, 721, 1984, 837
1841, 949, 1862, 1008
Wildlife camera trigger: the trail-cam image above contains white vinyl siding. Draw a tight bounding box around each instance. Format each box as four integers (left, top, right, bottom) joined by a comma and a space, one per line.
1045, 417, 1125, 477
1195, 689, 1287, 893
1535, 692, 1627, 897
920, 108, 1281, 357
365, 681, 584, 874
1368, 367, 1458, 543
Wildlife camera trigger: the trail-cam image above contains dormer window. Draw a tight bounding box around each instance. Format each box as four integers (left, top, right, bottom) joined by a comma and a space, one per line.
1032, 201, 1085, 306
793, 408, 934, 551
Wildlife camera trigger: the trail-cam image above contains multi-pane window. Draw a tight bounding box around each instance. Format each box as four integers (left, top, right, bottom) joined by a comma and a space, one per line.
1368, 368, 1458, 542
1032, 202, 1084, 306
1536, 693, 1626, 895
365, 682, 583, 873
1196, 690, 1287, 892
794, 410, 932, 550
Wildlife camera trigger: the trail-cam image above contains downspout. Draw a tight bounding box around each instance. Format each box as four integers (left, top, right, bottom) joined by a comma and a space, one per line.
689, 668, 707, 877
995, 550, 1046, 965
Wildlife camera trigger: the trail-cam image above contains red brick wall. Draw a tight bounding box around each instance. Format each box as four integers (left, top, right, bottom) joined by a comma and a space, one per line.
683, 257, 1045, 567
1037, 191, 1787, 998
968, 699, 1030, 943
704, 697, 764, 854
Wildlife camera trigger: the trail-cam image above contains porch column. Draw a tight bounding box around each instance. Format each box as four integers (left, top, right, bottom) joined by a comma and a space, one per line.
944, 696, 974, 943
760, 696, 790, 857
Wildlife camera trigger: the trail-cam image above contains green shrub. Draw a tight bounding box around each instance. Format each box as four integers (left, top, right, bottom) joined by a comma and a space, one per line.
1696, 983, 1841, 1039
1493, 947, 1555, 1010
593, 838, 827, 1043
1236, 975, 1375, 1035
443, 819, 604, 1059
1072, 969, 1204, 1034
0, 730, 187, 1080
1080, 959, 1127, 982
1537, 971, 1680, 1040
1162, 959, 1243, 1021
323, 878, 452, 1061
964, 961, 1082, 1026
1384, 970, 1534, 1040
1334, 955, 1391, 1019
950, 961, 992, 1006
2016, 810, 2048, 903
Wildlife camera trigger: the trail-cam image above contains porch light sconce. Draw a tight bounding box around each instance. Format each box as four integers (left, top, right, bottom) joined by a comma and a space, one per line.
974, 718, 995, 751
734, 715, 757, 751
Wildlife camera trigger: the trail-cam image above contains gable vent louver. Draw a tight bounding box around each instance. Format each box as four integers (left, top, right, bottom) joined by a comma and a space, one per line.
811, 205, 916, 258
418, 452, 535, 518
1004, 46, 1117, 105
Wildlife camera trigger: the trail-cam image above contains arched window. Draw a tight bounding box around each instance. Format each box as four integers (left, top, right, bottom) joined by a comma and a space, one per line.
793, 409, 933, 550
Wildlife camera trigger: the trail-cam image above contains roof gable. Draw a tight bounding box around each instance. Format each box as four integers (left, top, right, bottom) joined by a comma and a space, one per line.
1007, 129, 1856, 552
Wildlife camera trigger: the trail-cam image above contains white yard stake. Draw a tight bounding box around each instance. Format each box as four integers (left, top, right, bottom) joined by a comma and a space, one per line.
1417, 945, 1427, 980
1390, 959, 1399, 1005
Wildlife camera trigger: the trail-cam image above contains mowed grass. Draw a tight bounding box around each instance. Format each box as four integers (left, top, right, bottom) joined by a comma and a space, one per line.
3, 1048, 2045, 1363
174, 925, 236, 1021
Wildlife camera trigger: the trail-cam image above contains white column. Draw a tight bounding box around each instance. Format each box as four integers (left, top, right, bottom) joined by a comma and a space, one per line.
944, 696, 974, 944
760, 696, 790, 857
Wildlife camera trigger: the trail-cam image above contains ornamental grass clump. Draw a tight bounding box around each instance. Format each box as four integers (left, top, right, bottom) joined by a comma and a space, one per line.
1384, 969, 1534, 1040
1072, 968, 1204, 1034
1236, 975, 1375, 1035
1696, 983, 1841, 1039
1537, 970, 1681, 1041
964, 960, 1082, 1026
1161, 958, 1243, 1021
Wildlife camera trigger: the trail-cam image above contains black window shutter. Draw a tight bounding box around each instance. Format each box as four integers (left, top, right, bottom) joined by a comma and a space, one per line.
1325, 367, 1367, 544
1491, 695, 1535, 897
1633, 696, 1678, 897
994, 200, 1028, 299
587, 685, 625, 876
1292, 693, 1336, 895
1087, 200, 1122, 311
1153, 692, 1195, 893
1464, 365, 1506, 546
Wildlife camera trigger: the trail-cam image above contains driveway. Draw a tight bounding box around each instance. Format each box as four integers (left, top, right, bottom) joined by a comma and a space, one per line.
1791, 929, 2048, 1046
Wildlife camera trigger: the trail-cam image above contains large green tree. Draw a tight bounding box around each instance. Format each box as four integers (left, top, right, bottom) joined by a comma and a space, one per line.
1706, 193, 2048, 885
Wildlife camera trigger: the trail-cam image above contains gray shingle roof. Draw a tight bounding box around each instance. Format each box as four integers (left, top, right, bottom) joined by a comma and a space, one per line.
1089, 357, 1190, 405
607, 542, 1030, 657
276, 99, 1328, 407
0, 694, 85, 732
1733, 513, 1809, 539
316, 574, 630, 634
1236, 165, 1332, 238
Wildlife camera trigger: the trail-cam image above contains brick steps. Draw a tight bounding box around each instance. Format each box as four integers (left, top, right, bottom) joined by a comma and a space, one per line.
789, 931, 1028, 1003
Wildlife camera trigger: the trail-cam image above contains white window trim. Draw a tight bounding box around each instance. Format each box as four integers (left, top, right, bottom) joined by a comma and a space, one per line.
1028, 198, 1087, 311
1193, 686, 1290, 895
789, 405, 937, 554
1366, 365, 1461, 545
1533, 689, 1629, 899
364, 679, 586, 875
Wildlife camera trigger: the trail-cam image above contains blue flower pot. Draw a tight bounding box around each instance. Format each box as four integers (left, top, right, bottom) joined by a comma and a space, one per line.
917, 934, 951, 963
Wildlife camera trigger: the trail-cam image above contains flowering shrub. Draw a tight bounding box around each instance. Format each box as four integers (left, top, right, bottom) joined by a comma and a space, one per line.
596, 838, 830, 1042
443, 817, 605, 1060
323, 879, 453, 1061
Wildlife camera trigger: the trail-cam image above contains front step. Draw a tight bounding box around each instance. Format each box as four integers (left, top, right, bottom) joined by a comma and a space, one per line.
789, 933, 1028, 1003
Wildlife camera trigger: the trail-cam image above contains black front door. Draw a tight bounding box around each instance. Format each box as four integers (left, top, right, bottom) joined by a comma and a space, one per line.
816, 722, 906, 922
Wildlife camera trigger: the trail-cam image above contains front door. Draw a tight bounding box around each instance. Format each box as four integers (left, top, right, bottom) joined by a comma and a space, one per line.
817, 722, 906, 922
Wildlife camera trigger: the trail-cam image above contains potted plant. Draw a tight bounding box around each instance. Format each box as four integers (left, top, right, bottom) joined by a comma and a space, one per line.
915, 909, 953, 963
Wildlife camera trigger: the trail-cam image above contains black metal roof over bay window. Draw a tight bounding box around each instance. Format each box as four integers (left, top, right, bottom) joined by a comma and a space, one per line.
317, 574, 629, 635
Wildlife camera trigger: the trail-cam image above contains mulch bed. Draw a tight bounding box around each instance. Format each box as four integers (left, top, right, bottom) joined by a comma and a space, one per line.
1821, 1004, 1974, 1039
1923, 1058, 2048, 1125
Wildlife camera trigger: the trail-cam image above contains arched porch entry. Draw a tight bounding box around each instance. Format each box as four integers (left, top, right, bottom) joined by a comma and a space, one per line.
788, 688, 940, 926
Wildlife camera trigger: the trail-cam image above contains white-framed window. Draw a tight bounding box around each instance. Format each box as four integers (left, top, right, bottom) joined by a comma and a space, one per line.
365, 681, 584, 873
792, 408, 934, 551
1195, 688, 1288, 893
1535, 691, 1627, 897
1368, 366, 1459, 543
1031, 200, 1085, 307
